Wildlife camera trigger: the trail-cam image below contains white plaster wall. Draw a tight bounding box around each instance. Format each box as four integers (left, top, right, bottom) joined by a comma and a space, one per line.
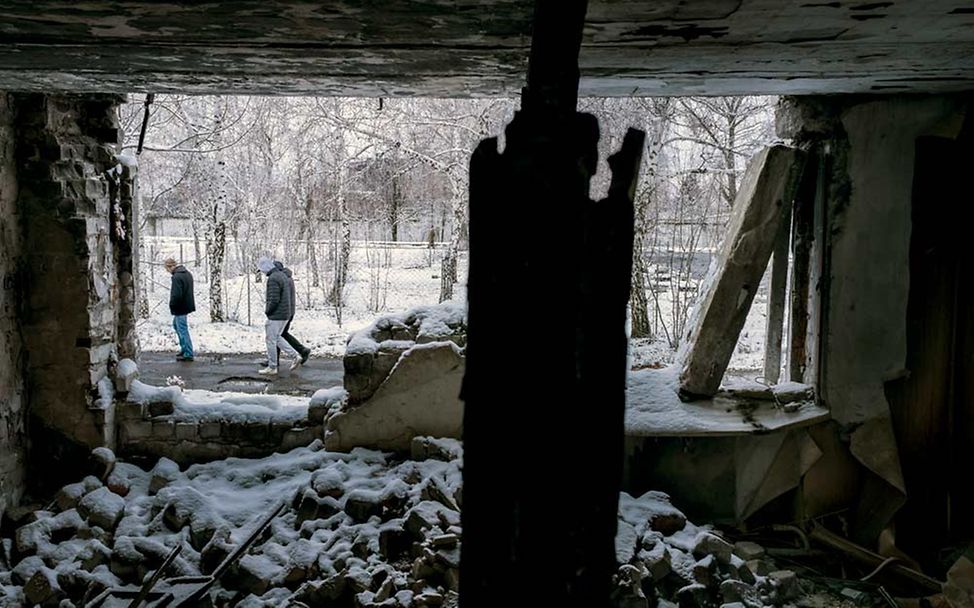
825, 97, 967, 425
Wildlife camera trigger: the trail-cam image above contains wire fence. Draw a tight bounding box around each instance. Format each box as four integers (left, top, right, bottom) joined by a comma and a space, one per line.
139, 235, 466, 328
139, 229, 769, 371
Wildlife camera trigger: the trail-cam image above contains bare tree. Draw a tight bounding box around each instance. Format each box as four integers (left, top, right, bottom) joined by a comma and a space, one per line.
123, 93, 775, 354
119, 94, 257, 322
629, 98, 674, 340
676, 96, 773, 209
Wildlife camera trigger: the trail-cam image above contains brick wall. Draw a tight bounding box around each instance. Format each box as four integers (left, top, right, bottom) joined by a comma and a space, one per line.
12, 93, 131, 491
116, 400, 322, 466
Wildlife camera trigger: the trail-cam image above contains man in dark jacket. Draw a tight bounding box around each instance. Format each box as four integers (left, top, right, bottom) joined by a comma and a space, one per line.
274, 261, 311, 368
257, 256, 300, 375
164, 257, 195, 362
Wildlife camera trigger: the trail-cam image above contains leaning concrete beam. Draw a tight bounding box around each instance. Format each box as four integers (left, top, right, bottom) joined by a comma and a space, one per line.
679, 145, 806, 399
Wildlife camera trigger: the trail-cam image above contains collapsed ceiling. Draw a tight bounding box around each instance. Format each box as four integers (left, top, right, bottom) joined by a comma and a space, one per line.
0, 0, 972, 96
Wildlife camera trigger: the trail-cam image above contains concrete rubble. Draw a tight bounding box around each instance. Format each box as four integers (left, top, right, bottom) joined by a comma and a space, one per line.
613, 492, 808, 608
328, 303, 466, 452
0, 438, 816, 607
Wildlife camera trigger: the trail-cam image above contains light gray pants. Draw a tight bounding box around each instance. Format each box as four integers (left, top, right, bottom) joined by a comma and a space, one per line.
265, 319, 299, 367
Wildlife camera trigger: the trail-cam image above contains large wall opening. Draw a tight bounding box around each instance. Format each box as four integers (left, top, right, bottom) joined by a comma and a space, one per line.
1, 2, 973, 606
126, 94, 781, 381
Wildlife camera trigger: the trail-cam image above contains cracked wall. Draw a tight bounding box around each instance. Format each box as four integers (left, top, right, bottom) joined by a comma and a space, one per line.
0, 94, 27, 520
13, 94, 130, 491
778, 93, 970, 541
1, 1, 973, 96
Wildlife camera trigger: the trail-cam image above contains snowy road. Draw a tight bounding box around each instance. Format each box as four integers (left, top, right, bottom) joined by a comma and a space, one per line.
137, 352, 344, 397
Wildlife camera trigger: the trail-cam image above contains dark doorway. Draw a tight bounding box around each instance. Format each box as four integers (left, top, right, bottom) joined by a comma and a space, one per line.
886, 133, 974, 568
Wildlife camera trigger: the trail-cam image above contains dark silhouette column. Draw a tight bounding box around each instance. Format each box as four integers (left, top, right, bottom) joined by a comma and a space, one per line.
460, 1, 645, 605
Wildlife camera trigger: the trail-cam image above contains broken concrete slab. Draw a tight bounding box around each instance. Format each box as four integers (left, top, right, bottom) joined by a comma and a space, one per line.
24, 566, 64, 607
732, 541, 765, 562
88, 447, 116, 482
324, 342, 464, 452
411, 436, 463, 463
693, 532, 733, 564
344, 302, 466, 405
148, 458, 180, 495
679, 145, 806, 399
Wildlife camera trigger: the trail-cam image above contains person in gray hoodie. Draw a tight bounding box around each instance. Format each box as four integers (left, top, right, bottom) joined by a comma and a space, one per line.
257, 256, 300, 375
274, 260, 311, 367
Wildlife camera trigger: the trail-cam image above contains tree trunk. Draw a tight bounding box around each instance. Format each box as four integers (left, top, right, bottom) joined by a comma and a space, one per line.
439, 183, 464, 302
208, 221, 226, 322
329, 184, 350, 310
302, 200, 321, 288
389, 175, 401, 242
724, 117, 738, 207
308, 231, 320, 288
192, 220, 202, 267
630, 233, 651, 338
136, 226, 150, 319
204, 102, 230, 323
629, 124, 665, 340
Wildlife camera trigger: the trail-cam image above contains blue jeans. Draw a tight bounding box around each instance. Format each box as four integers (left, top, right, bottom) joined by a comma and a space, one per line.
173, 315, 194, 358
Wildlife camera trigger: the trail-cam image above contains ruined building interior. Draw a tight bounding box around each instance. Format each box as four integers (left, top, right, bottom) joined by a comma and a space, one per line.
0, 1, 973, 607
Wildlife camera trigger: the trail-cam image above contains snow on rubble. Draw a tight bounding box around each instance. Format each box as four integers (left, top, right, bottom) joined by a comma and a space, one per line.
1, 439, 808, 608
0, 440, 464, 607
128, 379, 311, 424
345, 301, 466, 358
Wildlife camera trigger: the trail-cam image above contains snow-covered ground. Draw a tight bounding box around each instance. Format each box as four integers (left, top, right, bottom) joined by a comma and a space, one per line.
0, 441, 465, 606
129, 380, 312, 424
138, 237, 467, 358
138, 236, 772, 374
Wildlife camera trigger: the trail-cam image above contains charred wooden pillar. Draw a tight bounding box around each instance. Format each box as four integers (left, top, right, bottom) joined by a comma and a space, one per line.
459, 1, 645, 605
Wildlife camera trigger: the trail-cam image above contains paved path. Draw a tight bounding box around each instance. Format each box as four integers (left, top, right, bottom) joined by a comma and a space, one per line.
138, 352, 344, 397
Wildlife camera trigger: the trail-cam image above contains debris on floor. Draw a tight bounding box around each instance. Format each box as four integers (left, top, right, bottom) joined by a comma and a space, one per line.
0, 439, 915, 608
0, 439, 463, 607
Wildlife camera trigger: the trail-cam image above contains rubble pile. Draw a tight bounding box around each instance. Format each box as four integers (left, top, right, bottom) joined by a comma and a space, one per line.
0, 438, 463, 607
343, 302, 466, 405
0, 437, 802, 607
613, 492, 803, 608
327, 302, 467, 452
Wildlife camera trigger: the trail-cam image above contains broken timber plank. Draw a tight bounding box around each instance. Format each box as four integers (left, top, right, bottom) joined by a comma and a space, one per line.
169, 500, 285, 606
763, 199, 792, 384
788, 149, 820, 382
679, 145, 806, 399
127, 543, 182, 608
808, 524, 943, 593
461, 2, 646, 606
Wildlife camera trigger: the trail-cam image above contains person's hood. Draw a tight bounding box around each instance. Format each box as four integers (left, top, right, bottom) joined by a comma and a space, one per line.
172, 265, 189, 274
274, 260, 293, 278
257, 257, 275, 274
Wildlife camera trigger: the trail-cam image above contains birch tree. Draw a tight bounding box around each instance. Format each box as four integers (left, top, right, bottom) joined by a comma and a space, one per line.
677, 96, 773, 210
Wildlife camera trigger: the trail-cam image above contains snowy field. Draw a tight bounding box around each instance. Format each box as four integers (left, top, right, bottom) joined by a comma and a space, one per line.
138, 236, 772, 375
138, 237, 466, 358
